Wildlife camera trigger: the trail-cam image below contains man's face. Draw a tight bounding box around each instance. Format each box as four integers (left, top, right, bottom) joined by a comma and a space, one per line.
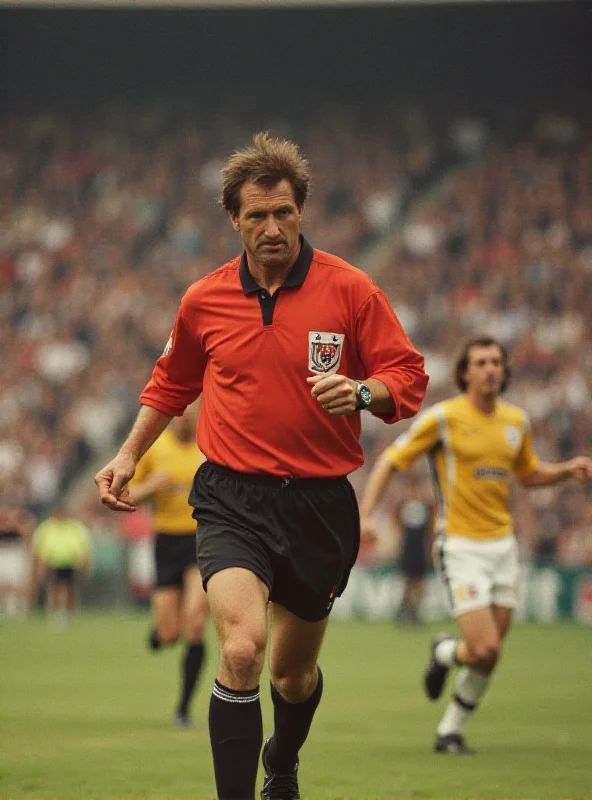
463, 344, 505, 398
230, 179, 303, 269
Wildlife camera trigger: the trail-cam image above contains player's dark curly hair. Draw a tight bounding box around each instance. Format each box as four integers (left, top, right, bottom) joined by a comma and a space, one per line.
455, 335, 511, 393
221, 132, 311, 215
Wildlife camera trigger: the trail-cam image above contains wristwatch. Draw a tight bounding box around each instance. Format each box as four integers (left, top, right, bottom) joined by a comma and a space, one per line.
355, 380, 372, 411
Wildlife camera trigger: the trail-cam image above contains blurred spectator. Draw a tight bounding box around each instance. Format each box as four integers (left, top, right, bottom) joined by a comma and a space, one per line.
0, 506, 35, 618
391, 473, 435, 626
32, 504, 93, 628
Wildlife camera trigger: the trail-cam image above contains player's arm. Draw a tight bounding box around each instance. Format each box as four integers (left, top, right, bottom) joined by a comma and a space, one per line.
31, 523, 49, 582
512, 417, 592, 487
307, 289, 428, 418
127, 471, 172, 504
518, 456, 592, 487
95, 406, 173, 512
354, 289, 428, 421
95, 291, 206, 512
359, 453, 399, 541
359, 409, 439, 541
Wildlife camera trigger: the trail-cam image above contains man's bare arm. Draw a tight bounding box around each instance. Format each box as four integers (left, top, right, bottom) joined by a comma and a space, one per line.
359, 453, 398, 541
360, 453, 398, 517
95, 406, 173, 512
519, 456, 592, 488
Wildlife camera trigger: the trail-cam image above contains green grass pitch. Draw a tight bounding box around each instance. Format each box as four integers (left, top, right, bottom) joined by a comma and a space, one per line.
1, 614, 590, 800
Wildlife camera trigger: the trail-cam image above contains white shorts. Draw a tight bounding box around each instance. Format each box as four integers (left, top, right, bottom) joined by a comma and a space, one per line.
0, 543, 30, 587
433, 534, 519, 617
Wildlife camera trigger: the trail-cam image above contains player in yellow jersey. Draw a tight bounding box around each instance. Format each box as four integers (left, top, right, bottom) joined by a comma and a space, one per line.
360, 335, 592, 754
128, 408, 209, 728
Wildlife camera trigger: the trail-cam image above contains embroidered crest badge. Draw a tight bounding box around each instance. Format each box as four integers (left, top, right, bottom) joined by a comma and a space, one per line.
308, 331, 345, 374
504, 425, 521, 449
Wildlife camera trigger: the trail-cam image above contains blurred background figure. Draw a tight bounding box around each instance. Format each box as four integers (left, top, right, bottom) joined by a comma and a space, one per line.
0, 506, 36, 619
32, 504, 92, 628
392, 473, 434, 626
127, 405, 209, 729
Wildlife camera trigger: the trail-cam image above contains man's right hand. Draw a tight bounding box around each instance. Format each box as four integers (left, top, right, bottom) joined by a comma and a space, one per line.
95, 452, 138, 512
360, 513, 378, 544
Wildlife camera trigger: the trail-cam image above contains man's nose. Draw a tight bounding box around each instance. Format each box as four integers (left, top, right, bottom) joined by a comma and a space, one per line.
264, 217, 280, 238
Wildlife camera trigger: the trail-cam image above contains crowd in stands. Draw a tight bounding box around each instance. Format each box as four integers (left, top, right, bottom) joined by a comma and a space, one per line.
0, 101, 590, 569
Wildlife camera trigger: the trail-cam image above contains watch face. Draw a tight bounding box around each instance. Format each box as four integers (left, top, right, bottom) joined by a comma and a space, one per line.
359, 384, 372, 407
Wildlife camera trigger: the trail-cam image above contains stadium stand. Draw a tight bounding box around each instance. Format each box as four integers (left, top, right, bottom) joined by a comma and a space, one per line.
0, 102, 590, 570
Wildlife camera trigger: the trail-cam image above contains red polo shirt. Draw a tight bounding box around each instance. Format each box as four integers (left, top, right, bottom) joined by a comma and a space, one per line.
140, 238, 428, 477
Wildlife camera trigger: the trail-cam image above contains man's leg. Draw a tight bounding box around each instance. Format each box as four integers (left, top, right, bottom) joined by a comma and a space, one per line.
207, 567, 269, 800
151, 587, 183, 647
401, 576, 424, 624
46, 580, 58, 617
48, 578, 69, 628
65, 579, 79, 617
429, 605, 513, 751
263, 603, 328, 793
176, 567, 209, 724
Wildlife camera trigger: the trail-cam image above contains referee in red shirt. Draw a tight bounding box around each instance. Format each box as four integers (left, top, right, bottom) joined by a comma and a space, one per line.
95, 132, 428, 800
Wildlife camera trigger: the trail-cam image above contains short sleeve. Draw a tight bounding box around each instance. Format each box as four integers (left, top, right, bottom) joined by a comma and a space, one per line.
512, 416, 540, 478
385, 408, 440, 471
140, 293, 207, 416
355, 290, 428, 424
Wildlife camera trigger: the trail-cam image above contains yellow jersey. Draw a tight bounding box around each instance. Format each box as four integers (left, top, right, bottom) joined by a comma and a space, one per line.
131, 429, 203, 534
385, 395, 539, 540
33, 518, 91, 568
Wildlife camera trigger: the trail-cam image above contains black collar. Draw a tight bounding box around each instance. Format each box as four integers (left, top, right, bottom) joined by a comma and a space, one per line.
239, 236, 313, 295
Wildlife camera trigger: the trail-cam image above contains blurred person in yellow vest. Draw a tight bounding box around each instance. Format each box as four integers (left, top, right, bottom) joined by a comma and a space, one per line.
127, 404, 209, 729
32, 504, 92, 628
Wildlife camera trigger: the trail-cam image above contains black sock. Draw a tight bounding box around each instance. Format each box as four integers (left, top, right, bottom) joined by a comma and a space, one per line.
209, 680, 262, 800
148, 628, 161, 651
177, 642, 205, 716
267, 666, 323, 773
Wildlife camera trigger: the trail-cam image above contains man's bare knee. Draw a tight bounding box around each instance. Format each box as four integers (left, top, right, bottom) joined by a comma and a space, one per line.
470, 638, 500, 668
158, 625, 180, 645
272, 667, 318, 703
184, 623, 206, 644
222, 636, 266, 684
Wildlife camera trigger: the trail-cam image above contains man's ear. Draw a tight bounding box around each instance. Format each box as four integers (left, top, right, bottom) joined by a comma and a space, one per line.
229, 212, 240, 232
298, 205, 305, 223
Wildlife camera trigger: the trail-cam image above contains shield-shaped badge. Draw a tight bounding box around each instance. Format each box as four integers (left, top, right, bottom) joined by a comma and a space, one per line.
308, 331, 345, 373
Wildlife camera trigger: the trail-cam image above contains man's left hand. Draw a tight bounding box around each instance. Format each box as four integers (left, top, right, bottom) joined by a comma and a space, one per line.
568, 456, 592, 483
307, 373, 358, 415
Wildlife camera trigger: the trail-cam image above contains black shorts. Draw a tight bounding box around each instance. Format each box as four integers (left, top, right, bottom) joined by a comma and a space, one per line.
190, 461, 360, 622
154, 532, 198, 589
52, 566, 76, 584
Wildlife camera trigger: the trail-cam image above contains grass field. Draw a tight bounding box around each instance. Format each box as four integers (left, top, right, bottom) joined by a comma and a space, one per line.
1, 614, 591, 800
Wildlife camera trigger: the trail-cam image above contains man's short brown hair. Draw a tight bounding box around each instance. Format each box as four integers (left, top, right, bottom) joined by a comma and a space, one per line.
221, 132, 311, 215
454, 335, 511, 393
